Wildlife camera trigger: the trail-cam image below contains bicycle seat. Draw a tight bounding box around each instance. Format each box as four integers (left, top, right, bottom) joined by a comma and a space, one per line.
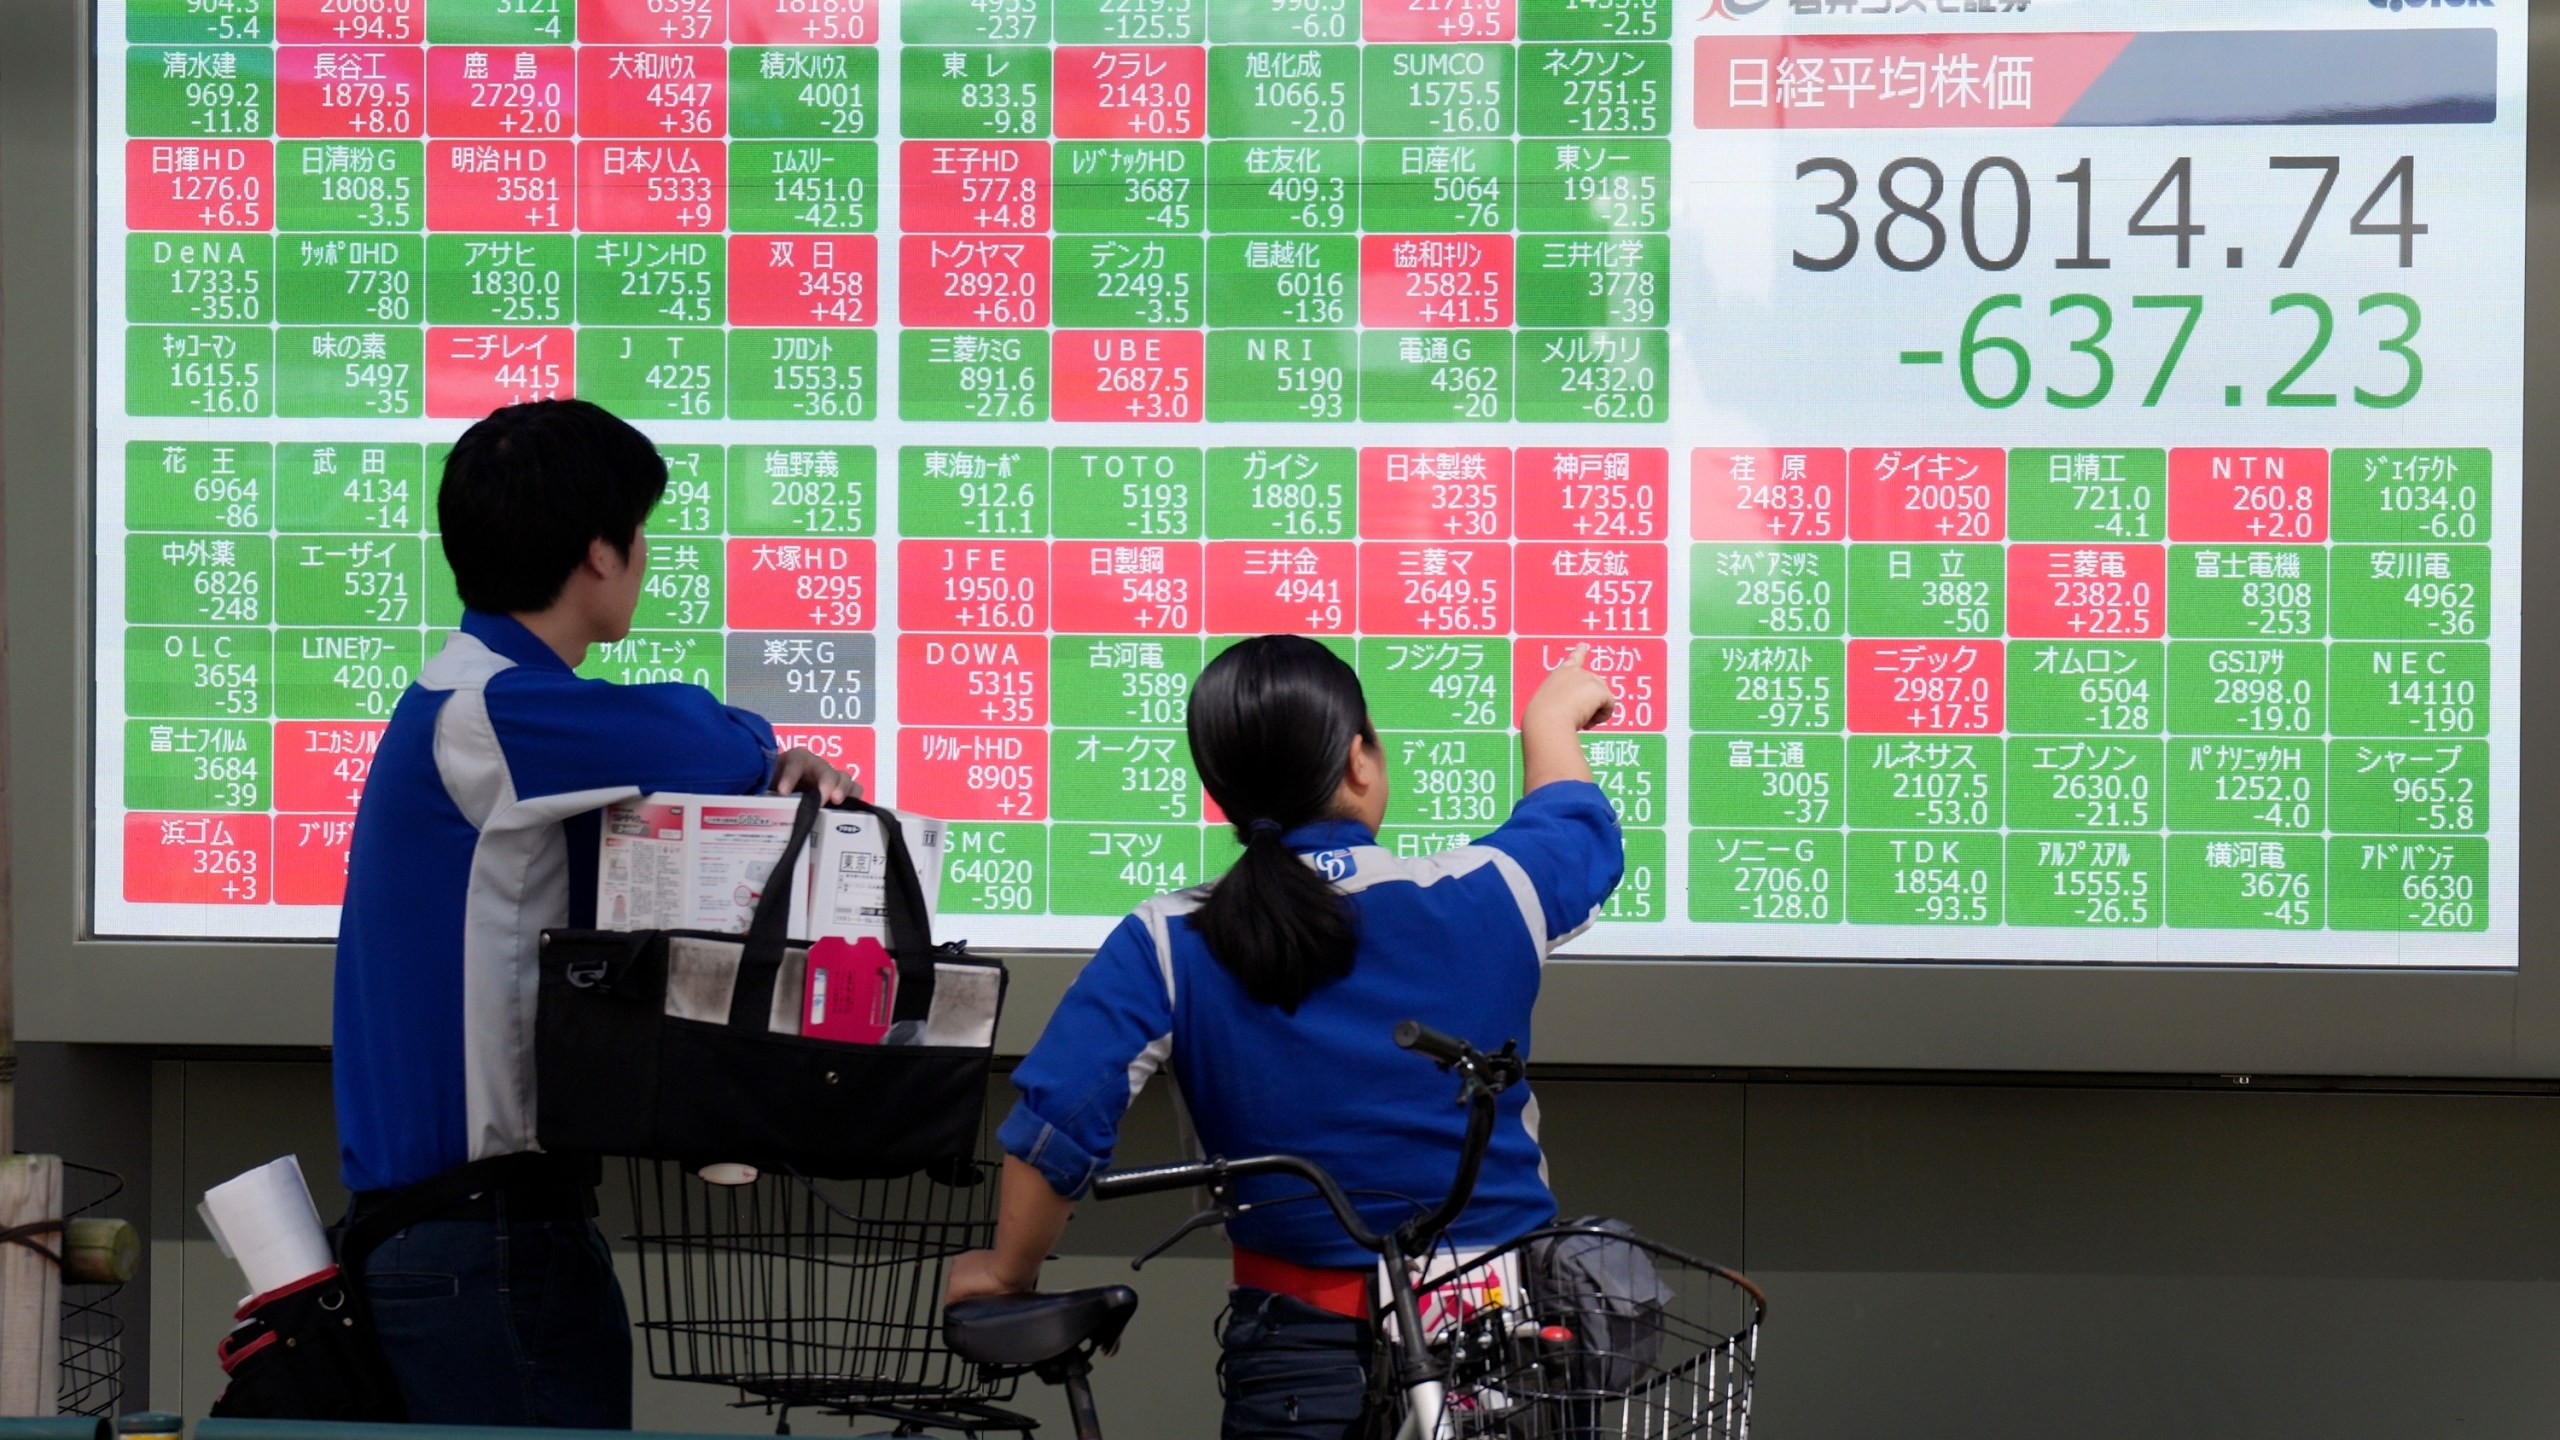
944, 1286, 1139, 1368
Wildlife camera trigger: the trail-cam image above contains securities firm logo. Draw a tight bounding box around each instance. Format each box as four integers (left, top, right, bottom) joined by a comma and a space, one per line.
1705, 0, 2033, 20
2369, 0, 2494, 9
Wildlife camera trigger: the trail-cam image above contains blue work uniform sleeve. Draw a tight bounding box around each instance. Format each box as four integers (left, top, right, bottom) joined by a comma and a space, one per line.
998, 915, 1176, 1197
1478, 779, 1625, 948
482, 671, 778, 800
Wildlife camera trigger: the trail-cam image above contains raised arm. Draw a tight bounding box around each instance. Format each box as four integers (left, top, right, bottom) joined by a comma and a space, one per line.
1520, 644, 1619, 793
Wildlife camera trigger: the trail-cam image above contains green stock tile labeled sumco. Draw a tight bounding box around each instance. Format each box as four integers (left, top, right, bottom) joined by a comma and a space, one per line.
2164, 738, 2323, 834
128, 533, 271, 625
2329, 837, 2488, 932
274, 628, 423, 720
1516, 234, 1666, 328
2327, 545, 2490, 641
1054, 448, 1203, 538
899, 330, 1048, 421
939, 823, 1049, 915
1845, 830, 2000, 925
429, 0, 570, 41
1584, 732, 1665, 828
127, 326, 272, 418
898, 445, 1048, 537
277, 234, 420, 326
126, 718, 269, 812
2329, 643, 2489, 738
2330, 739, 2487, 835
1053, 728, 1201, 823
730, 47, 880, 137
1207, 47, 1359, 136
1051, 824, 1208, 914
2164, 641, 2324, 737
1210, 0, 1353, 42
579, 329, 725, 420
579, 631, 723, 693
1521, 0, 1666, 42
731, 141, 879, 232
126, 626, 270, 719
2005, 834, 2163, 928
1690, 829, 1842, 924
1053, 235, 1204, 327
1361, 140, 1512, 232
729, 444, 876, 537
277, 441, 423, 533
127, 440, 270, 533
1207, 236, 1358, 328
2005, 449, 2165, 542
732, 329, 876, 421
1516, 140, 1666, 231
426, 235, 572, 326
652, 445, 725, 539
1690, 545, 1843, 638
1053, 634, 1203, 726
128, 234, 270, 324
1518, 43, 1670, 136
578, 236, 722, 326
276, 141, 422, 231
274, 534, 423, 628
905, 0, 1050, 42
1690, 638, 1841, 732
130, 0, 271, 43
2165, 545, 2326, 639
1599, 827, 1668, 922
1383, 729, 1514, 830
632, 536, 724, 629
1207, 447, 1355, 538
276, 327, 424, 418
1058, 143, 1204, 232
2006, 641, 2163, 735
1359, 637, 1510, 730
1208, 140, 1357, 230
1362, 45, 1513, 137
1061, 0, 1201, 41
1360, 331, 1509, 422
900, 47, 1053, 137
1516, 327, 1664, 423
1205, 330, 1355, 421
2329, 449, 2491, 543
2006, 737, 2162, 831
128, 47, 273, 138
2166, 835, 2322, 929
1847, 543, 2003, 639
1690, 732, 1843, 829
1846, 736, 2003, 831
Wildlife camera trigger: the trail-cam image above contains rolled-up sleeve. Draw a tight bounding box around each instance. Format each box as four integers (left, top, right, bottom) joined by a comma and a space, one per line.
1477, 779, 1624, 949
998, 915, 1175, 1197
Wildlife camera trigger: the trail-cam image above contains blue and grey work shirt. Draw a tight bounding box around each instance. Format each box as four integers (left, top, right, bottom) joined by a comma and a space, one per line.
1001, 781, 1624, 1270
333, 609, 779, 1195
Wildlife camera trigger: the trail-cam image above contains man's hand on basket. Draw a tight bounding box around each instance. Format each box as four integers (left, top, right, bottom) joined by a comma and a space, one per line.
945, 1248, 1036, 1306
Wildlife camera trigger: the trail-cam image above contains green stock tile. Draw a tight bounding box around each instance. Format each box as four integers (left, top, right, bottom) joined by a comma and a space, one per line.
1361, 45, 1513, 137
2006, 641, 2162, 735
130, 0, 271, 43
2327, 545, 2489, 641
2165, 545, 2326, 639
275, 326, 424, 418
1360, 330, 1509, 422
730, 47, 880, 138
277, 142, 422, 231
1516, 140, 1666, 231
1054, 448, 1203, 538
1518, 43, 1670, 136
898, 445, 1048, 537
2004, 834, 2162, 928
1582, 732, 1665, 828
277, 233, 421, 325
429, 0, 571, 41
125, 627, 270, 719
2163, 641, 2324, 737
2329, 739, 2487, 835
1208, 0, 1353, 42
578, 631, 723, 693
277, 441, 424, 533
1204, 331, 1355, 421
1207, 47, 1358, 136
652, 444, 726, 539
729, 444, 876, 537
1051, 825, 1209, 914
900, 47, 1053, 136
426, 234, 572, 326
1207, 235, 1358, 328
1520, 0, 1666, 41
2165, 835, 2321, 930
578, 236, 722, 326
1690, 545, 1842, 638
1052, 234, 1204, 327
899, 330, 1048, 421
2329, 643, 2488, 739
2005, 737, 2162, 831
1846, 736, 2003, 831
632, 535, 724, 629
126, 718, 269, 812
1689, 638, 1841, 732
128, 533, 271, 626
1516, 327, 1664, 422
1846, 543, 2002, 639
128, 46, 273, 138
2005, 448, 2165, 543
1052, 634, 1203, 726
2328, 449, 2491, 543
940, 823, 1050, 915
1361, 140, 1513, 232
1845, 830, 2002, 926
1382, 729, 1515, 830
1060, 0, 1201, 40
1052, 728, 1202, 823
127, 233, 270, 324
126, 440, 271, 533
1208, 140, 1357, 230
274, 534, 424, 627
731, 141, 879, 232
127, 325, 272, 418
2328, 837, 2487, 932
1689, 829, 1842, 925
1057, 143, 1204, 232
578, 328, 724, 420
1359, 637, 1510, 730
2163, 738, 2324, 834
1689, 732, 1843, 829
1516, 234, 1665, 328
732, 329, 877, 421
1206, 447, 1355, 538
274, 628, 423, 720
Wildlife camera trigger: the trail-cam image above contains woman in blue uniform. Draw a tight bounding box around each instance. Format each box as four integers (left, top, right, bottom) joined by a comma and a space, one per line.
946, 633, 1624, 1437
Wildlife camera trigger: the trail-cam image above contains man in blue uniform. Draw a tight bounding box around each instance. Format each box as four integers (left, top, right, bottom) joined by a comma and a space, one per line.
332, 400, 853, 1427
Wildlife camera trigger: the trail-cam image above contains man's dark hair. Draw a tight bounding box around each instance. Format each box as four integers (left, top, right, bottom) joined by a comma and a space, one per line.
437, 399, 669, 614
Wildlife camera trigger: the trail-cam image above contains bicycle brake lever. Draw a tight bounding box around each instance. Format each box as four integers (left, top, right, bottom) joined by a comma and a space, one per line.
1132, 1202, 1239, 1271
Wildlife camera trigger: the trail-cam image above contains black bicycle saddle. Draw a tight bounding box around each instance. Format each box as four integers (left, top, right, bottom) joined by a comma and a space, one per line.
944, 1286, 1139, 1369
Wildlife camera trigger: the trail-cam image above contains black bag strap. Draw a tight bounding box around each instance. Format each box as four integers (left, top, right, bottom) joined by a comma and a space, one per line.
836, 795, 941, 1023
746, 788, 827, 947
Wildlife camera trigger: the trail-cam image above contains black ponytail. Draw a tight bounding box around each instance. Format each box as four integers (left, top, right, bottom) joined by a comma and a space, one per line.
1188, 635, 1375, 1013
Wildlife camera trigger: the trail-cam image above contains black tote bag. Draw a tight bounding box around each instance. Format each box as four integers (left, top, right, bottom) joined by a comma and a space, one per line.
535, 791, 1002, 1179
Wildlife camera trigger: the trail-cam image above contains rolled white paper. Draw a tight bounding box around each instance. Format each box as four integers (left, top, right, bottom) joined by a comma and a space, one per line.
202, 1156, 334, 1297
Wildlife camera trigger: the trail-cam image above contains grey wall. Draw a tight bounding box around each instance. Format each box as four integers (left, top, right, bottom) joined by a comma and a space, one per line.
100, 1054, 2560, 1437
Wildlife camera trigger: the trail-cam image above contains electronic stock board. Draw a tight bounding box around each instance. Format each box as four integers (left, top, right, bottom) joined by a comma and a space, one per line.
94, 0, 2521, 966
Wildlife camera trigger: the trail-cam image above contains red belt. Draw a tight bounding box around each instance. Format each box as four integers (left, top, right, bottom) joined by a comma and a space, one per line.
1233, 1246, 1370, 1320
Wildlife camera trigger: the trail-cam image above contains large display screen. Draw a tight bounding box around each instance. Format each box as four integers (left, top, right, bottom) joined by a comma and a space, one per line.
93, 0, 2520, 964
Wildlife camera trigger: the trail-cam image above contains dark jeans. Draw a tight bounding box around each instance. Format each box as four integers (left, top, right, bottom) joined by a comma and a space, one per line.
1217, 1287, 1374, 1440
357, 1205, 633, 1429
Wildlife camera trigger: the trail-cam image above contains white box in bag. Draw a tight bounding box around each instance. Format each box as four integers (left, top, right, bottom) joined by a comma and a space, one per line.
806, 809, 947, 946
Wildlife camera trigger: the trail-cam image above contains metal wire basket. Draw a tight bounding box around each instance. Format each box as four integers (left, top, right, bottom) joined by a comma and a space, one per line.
624, 1157, 1028, 1433
57, 1162, 127, 1419
1401, 1224, 1764, 1440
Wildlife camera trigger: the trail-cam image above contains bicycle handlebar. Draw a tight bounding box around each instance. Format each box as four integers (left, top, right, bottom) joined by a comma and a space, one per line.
1093, 1154, 1392, 1251
1393, 1019, 1469, 1066
1088, 1160, 1220, 1202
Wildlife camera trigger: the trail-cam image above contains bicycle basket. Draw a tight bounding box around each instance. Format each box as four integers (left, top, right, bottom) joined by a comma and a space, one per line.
624, 1157, 1026, 1429
1399, 1224, 1763, 1440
